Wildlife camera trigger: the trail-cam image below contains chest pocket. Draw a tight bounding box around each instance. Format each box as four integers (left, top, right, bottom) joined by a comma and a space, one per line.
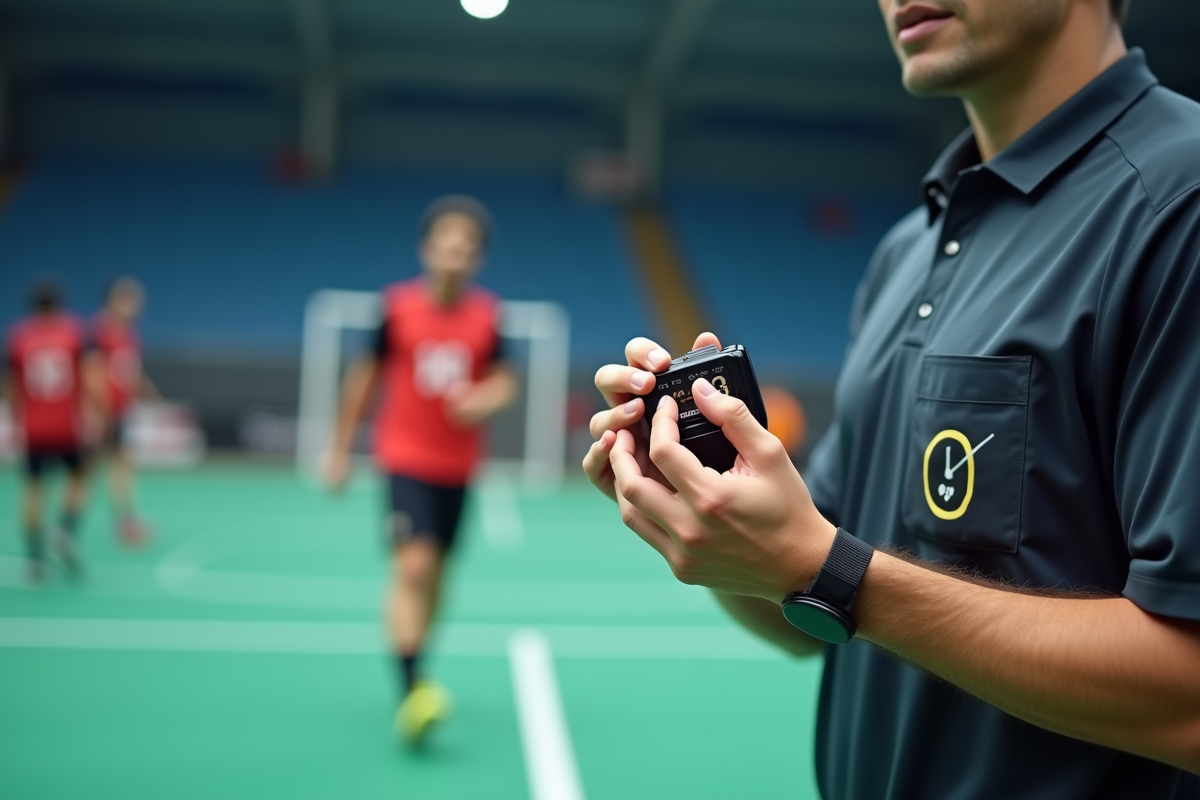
900, 355, 1031, 554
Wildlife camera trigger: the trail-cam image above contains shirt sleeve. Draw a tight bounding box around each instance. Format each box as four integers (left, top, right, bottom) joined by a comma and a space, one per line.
805, 424, 842, 527
488, 316, 506, 365
372, 319, 390, 360
1104, 187, 1200, 621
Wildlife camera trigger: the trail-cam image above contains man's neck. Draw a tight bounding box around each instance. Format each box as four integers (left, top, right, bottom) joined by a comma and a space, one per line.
963, 19, 1127, 161
103, 309, 130, 328
425, 274, 466, 306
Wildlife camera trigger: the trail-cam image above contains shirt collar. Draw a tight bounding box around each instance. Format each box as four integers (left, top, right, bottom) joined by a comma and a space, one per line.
922, 47, 1158, 222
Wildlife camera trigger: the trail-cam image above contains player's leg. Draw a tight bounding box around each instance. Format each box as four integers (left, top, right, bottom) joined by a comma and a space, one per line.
386, 473, 463, 743
53, 450, 87, 579
110, 422, 148, 546
21, 453, 47, 583
389, 538, 445, 688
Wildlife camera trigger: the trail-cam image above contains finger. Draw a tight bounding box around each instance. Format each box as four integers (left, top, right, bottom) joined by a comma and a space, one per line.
582, 431, 618, 499
690, 377, 782, 465
614, 493, 675, 557
594, 364, 657, 408
610, 428, 684, 529
588, 399, 644, 440
647, 394, 715, 495
691, 331, 722, 351
624, 337, 672, 372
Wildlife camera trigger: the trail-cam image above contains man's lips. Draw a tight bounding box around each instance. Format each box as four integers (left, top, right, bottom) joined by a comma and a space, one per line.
898, 16, 951, 44
895, 5, 954, 46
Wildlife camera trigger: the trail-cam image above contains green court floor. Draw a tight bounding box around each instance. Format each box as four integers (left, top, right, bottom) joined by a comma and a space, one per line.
0, 462, 824, 800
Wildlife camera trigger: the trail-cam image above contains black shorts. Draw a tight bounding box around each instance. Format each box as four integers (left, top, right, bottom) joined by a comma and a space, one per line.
387, 473, 467, 552
25, 447, 86, 479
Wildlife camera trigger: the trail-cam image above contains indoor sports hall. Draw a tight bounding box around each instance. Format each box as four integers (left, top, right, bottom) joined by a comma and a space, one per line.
2, 2, 1198, 800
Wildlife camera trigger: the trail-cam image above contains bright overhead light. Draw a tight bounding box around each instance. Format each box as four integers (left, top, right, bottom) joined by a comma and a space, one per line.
461, 0, 508, 19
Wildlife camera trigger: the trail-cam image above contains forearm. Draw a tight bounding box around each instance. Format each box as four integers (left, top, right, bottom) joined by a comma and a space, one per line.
332, 359, 378, 454
473, 365, 517, 417
82, 354, 109, 416
140, 375, 161, 401
1, 374, 17, 418
856, 550, 1200, 773
712, 590, 824, 658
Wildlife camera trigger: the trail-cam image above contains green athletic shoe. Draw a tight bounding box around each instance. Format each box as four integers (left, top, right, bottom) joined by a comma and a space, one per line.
397, 680, 452, 746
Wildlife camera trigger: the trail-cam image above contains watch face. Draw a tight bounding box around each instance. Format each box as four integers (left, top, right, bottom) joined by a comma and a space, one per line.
782, 598, 853, 644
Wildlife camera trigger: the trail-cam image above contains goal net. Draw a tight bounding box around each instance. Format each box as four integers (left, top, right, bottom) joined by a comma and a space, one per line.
295, 289, 570, 487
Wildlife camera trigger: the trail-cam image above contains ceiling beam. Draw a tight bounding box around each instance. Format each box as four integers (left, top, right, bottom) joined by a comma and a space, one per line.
628, 0, 720, 198
637, 0, 721, 98
291, 0, 334, 71
290, 0, 338, 176
6, 32, 938, 126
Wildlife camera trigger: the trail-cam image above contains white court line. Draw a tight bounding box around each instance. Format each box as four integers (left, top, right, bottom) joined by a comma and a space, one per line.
0, 618, 788, 660
477, 475, 525, 551
509, 629, 586, 800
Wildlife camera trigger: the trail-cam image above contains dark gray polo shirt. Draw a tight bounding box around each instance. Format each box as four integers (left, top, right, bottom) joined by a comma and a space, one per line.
805, 49, 1200, 800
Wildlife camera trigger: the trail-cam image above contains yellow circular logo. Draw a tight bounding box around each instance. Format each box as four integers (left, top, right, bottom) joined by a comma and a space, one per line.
922, 429, 976, 520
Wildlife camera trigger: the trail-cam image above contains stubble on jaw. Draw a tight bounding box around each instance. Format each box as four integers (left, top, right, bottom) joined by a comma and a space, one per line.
897, 0, 1070, 96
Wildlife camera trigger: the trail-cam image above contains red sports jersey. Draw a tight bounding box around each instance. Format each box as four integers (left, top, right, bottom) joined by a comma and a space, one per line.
92, 312, 142, 416
374, 279, 502, 485
5, 313, 87, 449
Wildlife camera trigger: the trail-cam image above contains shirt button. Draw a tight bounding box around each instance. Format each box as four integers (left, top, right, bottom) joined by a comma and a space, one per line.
917, 302, 934, 318
943, 239, 961, 256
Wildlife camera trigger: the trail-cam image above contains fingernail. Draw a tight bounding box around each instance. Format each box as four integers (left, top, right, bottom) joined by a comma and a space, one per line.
624, 399, 639, 414
631, 370, 651, 390
658, 395, 671, 410
695, 378, 716, 397
648, 349, 669, 366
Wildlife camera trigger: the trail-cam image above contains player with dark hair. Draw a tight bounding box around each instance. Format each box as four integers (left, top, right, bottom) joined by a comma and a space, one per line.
327, 195, 516, 744
4, 283, 102, 582
92, 277, 158, 546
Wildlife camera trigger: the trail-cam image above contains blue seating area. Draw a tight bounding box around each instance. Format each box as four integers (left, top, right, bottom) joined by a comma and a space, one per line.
0, 153, 652, 366
666, 187, 910, 377
1, 152, 911, 380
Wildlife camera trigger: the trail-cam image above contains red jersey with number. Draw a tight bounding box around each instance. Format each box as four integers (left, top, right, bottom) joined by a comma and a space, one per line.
92, 313, 142, 416
5, 314, 87, 449
375, 279, 502, 485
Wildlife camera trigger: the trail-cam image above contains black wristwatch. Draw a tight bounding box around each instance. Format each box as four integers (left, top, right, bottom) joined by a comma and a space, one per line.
781, 528, 874, 644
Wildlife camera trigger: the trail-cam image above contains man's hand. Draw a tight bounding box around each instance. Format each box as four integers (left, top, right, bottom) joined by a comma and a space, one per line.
608, 376, 836, 601
582, 332, 719, 501
325, 449, 351, 492
444, 382, 493, 428
444, 365, 517, 429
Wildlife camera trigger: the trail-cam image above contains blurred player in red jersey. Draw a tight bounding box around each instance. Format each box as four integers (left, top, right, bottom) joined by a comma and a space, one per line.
4, 283, 103, 582
92, 277, 159, 546
327, 196, 516, 744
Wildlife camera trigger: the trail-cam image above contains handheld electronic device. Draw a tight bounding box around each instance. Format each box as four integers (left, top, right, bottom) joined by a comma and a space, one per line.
644, 344, 768, 472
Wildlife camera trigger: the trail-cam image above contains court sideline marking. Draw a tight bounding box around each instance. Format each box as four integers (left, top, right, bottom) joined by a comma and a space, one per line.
509, 629, 586, 800
0, 617, 787, 660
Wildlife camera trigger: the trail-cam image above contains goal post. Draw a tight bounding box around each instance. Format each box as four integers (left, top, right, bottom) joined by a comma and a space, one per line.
296, 289, 570, 487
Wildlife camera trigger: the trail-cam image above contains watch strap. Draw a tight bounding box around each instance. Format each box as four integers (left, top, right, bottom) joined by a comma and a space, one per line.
805, 527, 874, 607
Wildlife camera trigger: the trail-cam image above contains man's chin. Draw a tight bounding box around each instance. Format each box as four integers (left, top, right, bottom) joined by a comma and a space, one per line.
900, 54, 975, 97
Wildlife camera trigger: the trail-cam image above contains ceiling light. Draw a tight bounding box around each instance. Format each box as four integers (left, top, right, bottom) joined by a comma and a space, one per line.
461, 0, 508, 19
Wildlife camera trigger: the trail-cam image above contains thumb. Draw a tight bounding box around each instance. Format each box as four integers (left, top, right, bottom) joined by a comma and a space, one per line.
690, 378, 779, 464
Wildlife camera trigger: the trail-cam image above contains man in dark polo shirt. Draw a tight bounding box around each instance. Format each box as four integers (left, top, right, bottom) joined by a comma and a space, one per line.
583, 0, 1200, 797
